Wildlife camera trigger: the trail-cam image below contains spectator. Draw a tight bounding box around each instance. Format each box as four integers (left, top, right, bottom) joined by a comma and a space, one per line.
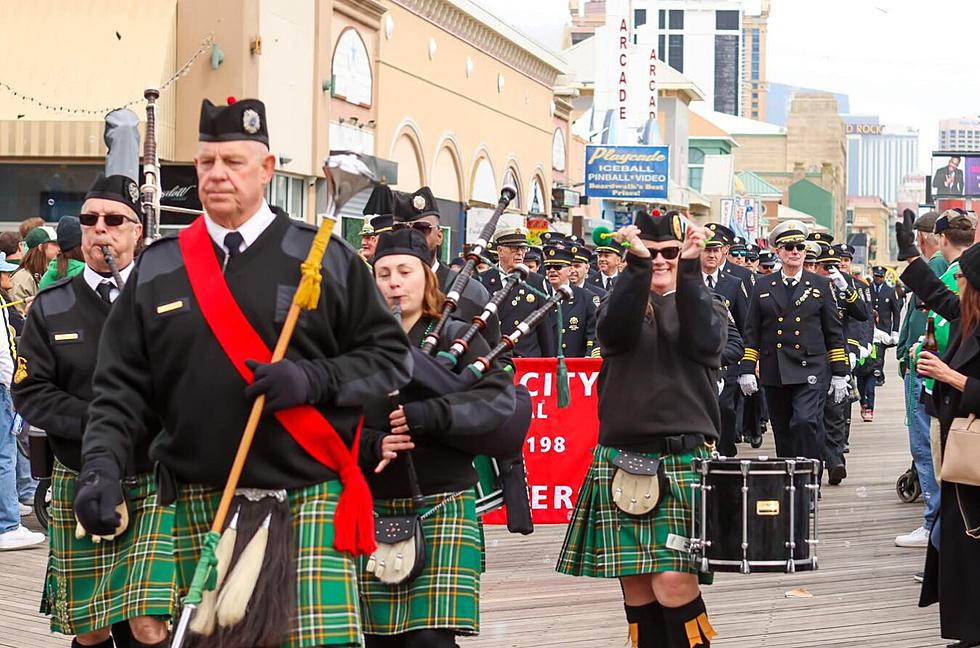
38, 217, 84, 290
10, 226, 58, 317
0, 232, 23, 265
18, 217, 44, 241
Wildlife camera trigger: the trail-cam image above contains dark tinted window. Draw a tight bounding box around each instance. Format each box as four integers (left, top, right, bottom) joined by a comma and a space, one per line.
634, 8, 647, 27
669, 35, 684, 72
669, 9, 684, 29
716, 10, 739, 30
659, 9, 666, 29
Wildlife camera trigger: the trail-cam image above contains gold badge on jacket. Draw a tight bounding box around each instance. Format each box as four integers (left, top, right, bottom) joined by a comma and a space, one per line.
13, 357, 27, 384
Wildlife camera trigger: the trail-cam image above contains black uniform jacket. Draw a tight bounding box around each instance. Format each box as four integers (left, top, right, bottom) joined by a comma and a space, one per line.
82, 211, 412, 489
549, 283, 598, 358
360, 317, 515, 499
478, 268, 554, 357
12, 274, 156, 473
740, 270, 848, 386
870, 280, 902, 333
835, 274, 870, 355
435, 262, 500, 345
589, 271, 619, 292
712, 272, 749, 333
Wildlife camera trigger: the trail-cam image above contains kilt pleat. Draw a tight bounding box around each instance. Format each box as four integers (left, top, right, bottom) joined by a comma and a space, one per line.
45, 461, 177, 636
173, 480, 361, 648
358, 490, 481, 636
556, 444, 709, 579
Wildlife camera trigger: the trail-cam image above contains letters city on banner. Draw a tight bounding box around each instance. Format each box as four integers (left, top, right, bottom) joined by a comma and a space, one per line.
584, 145, 670, 201
483, 357, 601, 526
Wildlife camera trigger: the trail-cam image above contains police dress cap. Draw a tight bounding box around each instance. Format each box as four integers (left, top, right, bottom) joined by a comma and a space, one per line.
567, 234, 588, 248
758, 249, 776, 265
913, 210, 939, 232
394, 186, 440, 222
807, 231, 834, 245
199, 97, 269, 146
358, 222, 375, 237
56, 216, 82, 252
957, 242, 980, 290
730, 235, 748, 254
24, 225, 55, 250
84, 173, 141, 216
525, 246, 543, 263
705, 222, 734, 248
746, 243, 760, 260
369, 214, 394, 234
871, 265, 886, 276
834, 243, 855, 259
816, 244, 840, 264
543, 245, 575, 266
570, 243, 591, 264
934, 208, 976, 234
803, 240, 820, 261
595, 240, 626, 255
769, 220, 810, 247
635, 209, 684, 243
493, 226, 528, 246
373, 228, 431, 265
539, 231, 568, 248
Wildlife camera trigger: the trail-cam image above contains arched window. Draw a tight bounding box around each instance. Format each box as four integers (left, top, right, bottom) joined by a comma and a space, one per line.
528, 176, 547, 215
391, 132, 424, 190
552, 129, 567, 172
471, 156, 497, 205
505, 166, 522, 210
332, 29, 372, 106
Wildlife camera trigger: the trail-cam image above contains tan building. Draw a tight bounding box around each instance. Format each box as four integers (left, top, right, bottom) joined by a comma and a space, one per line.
0, 0, 573, 259
849, 195, 894, 268
741, 0, 769, 121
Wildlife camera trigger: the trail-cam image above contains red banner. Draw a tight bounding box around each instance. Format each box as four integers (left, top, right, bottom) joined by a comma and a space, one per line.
483, 357, 601, 525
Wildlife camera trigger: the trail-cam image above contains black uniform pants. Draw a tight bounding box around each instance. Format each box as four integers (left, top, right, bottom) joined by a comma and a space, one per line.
740, 391, 763, 441
718, 372, 741, 456
763, 382, 826, 461
822, 384, 847, 471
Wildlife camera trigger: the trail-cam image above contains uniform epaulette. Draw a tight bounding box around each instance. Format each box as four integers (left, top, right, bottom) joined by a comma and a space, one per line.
36, 275, 75, 295
143, 233, 180, 250
285, 218, 317, 233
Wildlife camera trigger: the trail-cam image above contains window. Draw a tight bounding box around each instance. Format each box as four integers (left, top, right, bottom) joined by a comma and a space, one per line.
571, 32, 591, 45
634, 8, 647, 27
714, 34, 739, 115
659, 34, 666, 61
689, 148, 705, 192
669, 10, 684, 29
332, 29, 372, 106
716, 10, 740, 30
265, 173, 307, 219
668, 35, 684, 72
659, 9, 666, 29
552, 129, 567, 172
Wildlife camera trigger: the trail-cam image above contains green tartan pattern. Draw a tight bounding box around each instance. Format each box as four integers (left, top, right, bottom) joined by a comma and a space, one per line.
44, 461, 177, 635
358, 490, 481, 636
556, 444, 709, 579
173, 480, 361, 648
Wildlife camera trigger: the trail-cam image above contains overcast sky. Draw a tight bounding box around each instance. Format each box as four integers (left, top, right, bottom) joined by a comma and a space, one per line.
479, 0, 980, 172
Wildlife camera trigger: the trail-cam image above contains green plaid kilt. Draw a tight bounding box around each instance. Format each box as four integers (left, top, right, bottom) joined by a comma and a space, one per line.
174, 479, 361, 648
556, 444, 710, 580
358, 490, 481, 636
43, 461, 177, 636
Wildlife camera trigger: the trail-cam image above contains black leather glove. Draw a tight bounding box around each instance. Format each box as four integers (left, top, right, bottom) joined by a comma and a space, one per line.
896, 208, 919, 261
244, 358, 312, 411
73, 454, 124, 537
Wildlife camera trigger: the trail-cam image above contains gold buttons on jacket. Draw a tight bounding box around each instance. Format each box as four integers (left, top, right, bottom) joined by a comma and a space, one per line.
777, 343, 783, 349
795, 331, 800, 336
778, 317, 784, 322
777, 330, 783, 335
796, 317, 801, 322
795, 344, 801, 349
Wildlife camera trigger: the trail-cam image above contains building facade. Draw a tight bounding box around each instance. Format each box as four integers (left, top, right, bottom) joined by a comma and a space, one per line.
938, 117, 980, 151
845, 116, 919, 204
740, 0, 769, 121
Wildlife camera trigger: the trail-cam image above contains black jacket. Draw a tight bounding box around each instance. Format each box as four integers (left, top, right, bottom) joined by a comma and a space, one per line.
434, 262, 500, 346
870, 281, 902, 334
478, 268, 554, 357
550, 283, 598, 358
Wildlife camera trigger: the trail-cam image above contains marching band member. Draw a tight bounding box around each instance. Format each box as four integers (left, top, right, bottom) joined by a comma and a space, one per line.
12, 174, 173, 647
542, 243, 598, 358
359, 227, 516, 648
73, 97, 412, 648
569, 245, 607, 299
590, 238, 625, 292
557, 211, 724, 648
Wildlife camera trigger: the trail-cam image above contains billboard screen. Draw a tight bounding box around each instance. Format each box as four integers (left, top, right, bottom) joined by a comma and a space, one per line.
929, 152, 980, 200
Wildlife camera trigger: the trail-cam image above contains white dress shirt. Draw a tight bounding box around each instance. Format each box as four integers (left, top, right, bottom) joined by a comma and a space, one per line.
83, 263, 136, 304
204, 200, 276, 256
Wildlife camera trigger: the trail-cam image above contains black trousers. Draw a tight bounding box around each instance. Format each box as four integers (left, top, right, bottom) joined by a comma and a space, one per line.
740, 390, 763, 441
822, 388, 847, 471
763, 382, 827, 461
718, 374, 741, 456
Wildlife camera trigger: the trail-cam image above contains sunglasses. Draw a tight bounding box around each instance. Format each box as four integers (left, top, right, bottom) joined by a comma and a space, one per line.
498, 244, 530, 252
781, 243, 807, 252
543, 263, 566, 271
80, 212, 138, 227
392, 221, 434, 234
650, 246, 681, 260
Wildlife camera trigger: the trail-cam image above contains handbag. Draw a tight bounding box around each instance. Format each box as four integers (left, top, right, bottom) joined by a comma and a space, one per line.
941, 414, 980, 487
610, 451, 668, 516
366, 515, 427, 585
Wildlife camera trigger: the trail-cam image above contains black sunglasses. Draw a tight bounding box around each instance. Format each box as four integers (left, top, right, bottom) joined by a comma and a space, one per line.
781, 243, 807, 252
392, 221, 434, 234
651, 247, 681, 260
79, 212, 138, 227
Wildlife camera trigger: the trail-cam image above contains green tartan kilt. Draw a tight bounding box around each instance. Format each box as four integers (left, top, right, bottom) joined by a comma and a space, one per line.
44, 461, 177, 636
173, 479, 361, 648
357, 490, 481, 637
556, 444, 711, 581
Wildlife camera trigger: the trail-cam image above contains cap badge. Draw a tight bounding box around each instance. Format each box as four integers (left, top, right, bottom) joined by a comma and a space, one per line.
242, 108, 261, 134
413, 195, 426, 211
127, 181, 139, 203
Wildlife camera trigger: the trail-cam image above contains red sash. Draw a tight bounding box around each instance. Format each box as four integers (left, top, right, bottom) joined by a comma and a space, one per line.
178, 217, 375, 555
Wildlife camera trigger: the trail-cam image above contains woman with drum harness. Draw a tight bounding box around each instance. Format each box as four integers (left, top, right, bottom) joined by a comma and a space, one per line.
359, 227, 517, 648
557, 210, 724, 648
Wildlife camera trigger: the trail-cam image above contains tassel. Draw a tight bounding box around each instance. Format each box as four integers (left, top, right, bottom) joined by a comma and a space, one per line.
215, 513, 271, 628
627, 622, 639, 648
189, 508, 239, 637
685, 618, 702, 648
333, 465, 377, 556
293, 222, 333, 310
557, 355, 570, 408
697, 613, 717, 641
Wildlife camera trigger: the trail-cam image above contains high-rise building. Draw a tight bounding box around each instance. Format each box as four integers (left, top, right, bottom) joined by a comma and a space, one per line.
938, 117, 980, 151
741, 0, 769, 121
845, 116, 920, 204
765, 82, 849, 127
568, 0, 747, 116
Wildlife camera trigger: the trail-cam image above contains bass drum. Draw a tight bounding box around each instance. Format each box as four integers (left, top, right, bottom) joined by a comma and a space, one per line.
473, 455, 504, 515
691, 457, 820, 574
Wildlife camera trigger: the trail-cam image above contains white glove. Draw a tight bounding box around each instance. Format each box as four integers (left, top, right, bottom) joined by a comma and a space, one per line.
717, 378, 725, 396
738, 374, 758, 396
848, 352, 856, 369
890, 331, 900, 346
829, 375, 850, 404
858, 344, 870, 360
828, 267, 848, 291
873, 328, 890, 345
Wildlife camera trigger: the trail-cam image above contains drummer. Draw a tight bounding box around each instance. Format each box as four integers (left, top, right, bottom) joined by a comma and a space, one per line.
557, 210, 723, 647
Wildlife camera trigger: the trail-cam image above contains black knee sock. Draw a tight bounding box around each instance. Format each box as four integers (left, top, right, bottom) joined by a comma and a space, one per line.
109, 622, 132, 648
625, 602, 668, 648
364, 635, 407, 648
662, 594, 715, 648
71, 638, 113, 648
405, 628, 459, 648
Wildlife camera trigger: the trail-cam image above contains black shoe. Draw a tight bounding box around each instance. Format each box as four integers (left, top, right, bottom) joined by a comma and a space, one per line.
843, 445, 850, 454
913, 572, 924, 583
749, 435, 763, 449
946, 641, 980, 648
828, 465, 847, 486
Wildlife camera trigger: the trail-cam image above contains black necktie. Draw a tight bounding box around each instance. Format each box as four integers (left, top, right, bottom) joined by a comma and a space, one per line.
224, 232, 245, 260
96, 281, 114, 304
706, 275, 715, 289
785, 278, 798, 292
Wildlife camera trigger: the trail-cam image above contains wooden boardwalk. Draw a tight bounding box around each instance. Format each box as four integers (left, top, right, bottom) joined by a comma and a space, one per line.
0, 377, 946, 647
